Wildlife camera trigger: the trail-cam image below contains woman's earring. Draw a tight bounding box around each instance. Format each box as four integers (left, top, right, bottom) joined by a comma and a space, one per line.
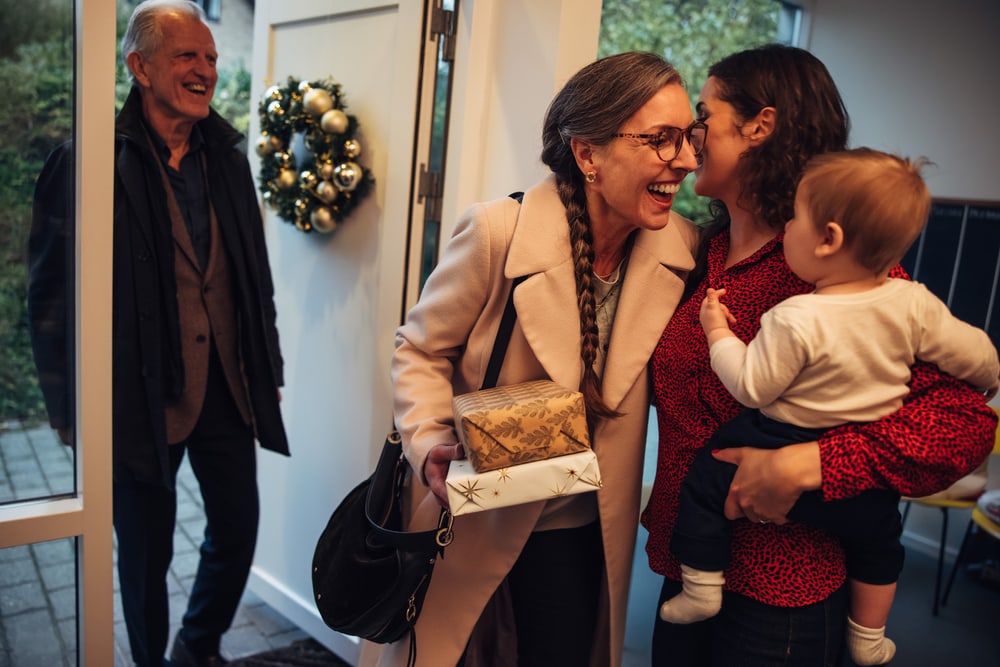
585, 171, 597, 183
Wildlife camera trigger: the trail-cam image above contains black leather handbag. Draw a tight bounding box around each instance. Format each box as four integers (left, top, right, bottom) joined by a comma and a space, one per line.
311, 430, 453, 648
311, 192, 525, 657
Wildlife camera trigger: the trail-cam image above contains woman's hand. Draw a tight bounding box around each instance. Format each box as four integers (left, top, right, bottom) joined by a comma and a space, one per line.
712, 442, 822, 524
423, 443, 466, 507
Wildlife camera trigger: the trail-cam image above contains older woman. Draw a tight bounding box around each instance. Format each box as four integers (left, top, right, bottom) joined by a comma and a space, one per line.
378, 52, 700, 666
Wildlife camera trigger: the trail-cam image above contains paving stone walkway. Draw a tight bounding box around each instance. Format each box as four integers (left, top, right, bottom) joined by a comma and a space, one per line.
0, 421, 311, 667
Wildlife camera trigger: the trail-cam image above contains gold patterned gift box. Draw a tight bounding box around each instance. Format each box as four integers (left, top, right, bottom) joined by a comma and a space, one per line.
452, 380, 591, 473
445, 449, 603, 516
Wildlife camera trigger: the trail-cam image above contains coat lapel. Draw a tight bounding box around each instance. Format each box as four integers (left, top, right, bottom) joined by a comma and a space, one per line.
505, 179, 584, 389
504, 179, 696, 403
116, 145, 163, 253
601, 213, 694, 410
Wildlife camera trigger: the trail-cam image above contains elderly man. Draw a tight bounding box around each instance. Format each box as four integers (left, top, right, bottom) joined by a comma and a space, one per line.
29, 1, 288, 665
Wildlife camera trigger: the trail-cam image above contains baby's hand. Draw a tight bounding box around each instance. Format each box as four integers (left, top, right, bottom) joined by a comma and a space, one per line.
985, 378, 999, 401
700, 288, 736, 337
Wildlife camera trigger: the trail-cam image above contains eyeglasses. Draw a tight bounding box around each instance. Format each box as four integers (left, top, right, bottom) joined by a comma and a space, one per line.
613, 120, 708, 162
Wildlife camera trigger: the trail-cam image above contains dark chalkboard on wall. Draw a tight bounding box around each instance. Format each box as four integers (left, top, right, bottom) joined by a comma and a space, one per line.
901, 201, 1000, 350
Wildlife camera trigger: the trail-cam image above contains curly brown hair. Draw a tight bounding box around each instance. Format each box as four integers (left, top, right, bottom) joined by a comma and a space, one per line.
686, 45, 850, 301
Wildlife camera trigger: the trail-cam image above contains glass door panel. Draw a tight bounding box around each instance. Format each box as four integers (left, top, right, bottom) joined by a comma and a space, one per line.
0, 538, 78, 666
0, 0, 76, 505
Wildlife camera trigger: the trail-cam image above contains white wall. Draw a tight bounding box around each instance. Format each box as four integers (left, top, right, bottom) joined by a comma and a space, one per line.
442, 0, 603, 240
806, 0, 1000, 200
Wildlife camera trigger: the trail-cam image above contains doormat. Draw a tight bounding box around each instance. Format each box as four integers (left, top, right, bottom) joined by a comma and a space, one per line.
228, 639, 352, 667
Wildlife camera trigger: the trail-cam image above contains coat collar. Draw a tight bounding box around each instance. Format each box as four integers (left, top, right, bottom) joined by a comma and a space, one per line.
505, 175, 696, 409
115, 87, 247, 256
116, 86, 243, 153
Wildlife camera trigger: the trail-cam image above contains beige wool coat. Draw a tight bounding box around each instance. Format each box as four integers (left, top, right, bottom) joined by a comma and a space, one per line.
367, 176, 697, 667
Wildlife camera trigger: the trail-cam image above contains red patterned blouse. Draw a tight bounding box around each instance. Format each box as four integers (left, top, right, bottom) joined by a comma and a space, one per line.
642, 231, 997, 607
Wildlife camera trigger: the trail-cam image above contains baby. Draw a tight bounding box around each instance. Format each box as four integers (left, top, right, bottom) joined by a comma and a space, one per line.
661, 147, 1000, 667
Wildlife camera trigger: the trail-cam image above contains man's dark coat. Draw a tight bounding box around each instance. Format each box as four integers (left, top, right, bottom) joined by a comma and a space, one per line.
29, 87, 289, 488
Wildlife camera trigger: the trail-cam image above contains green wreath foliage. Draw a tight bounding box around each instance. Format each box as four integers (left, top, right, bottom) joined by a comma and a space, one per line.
256, 76, 374, 233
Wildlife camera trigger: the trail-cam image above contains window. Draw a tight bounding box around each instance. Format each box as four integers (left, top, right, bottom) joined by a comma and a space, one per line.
200, 0, 221, 21
1, 0, 76, 506
776, 1, 803, 45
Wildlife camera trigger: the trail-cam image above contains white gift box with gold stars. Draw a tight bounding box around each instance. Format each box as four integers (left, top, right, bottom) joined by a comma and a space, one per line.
445, 449, 602, 516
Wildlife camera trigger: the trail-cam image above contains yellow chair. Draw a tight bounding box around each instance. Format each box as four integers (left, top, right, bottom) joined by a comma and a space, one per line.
901, 493, 981, 615
940, 501, 1000, 607
901, 409, 1000, 616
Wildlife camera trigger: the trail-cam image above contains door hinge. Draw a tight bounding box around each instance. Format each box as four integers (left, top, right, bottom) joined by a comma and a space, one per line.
429, 4, 456, 62
418, 163, 443, 221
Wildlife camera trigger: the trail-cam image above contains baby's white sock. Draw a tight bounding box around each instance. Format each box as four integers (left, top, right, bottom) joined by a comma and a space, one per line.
658, 564, 724, 624
846, 616, 896, 666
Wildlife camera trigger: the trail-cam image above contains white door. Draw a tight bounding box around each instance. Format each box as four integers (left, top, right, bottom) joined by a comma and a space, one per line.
245, 0, 436, 663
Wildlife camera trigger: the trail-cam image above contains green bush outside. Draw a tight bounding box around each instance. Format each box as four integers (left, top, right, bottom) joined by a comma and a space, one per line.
0, 0, 73, 425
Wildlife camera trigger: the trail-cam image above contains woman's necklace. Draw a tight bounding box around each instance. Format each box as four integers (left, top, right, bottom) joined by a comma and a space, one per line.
593, 270, 622, 358
594, 256, 625, 282
594, 276, 621, 311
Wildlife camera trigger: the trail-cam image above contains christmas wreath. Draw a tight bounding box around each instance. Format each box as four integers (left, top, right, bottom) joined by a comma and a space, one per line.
255, 76, 374, 233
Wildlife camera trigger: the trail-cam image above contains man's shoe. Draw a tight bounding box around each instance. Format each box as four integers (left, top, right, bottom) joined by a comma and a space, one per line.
169, 634, 229, 667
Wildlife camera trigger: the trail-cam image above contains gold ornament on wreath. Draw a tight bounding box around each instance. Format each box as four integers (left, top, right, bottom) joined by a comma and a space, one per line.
256, 76, 374, 233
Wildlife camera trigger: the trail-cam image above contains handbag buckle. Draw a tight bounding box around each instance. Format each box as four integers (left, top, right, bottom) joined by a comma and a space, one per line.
435, 510, 454, 548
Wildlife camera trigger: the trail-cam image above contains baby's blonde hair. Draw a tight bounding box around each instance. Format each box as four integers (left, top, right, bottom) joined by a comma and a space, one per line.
799, 147, 931, 275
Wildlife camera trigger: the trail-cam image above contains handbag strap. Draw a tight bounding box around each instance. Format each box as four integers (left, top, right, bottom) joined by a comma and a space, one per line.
366, 431, 454, 551
482, 274, 526, 390
480, 191, 526, 390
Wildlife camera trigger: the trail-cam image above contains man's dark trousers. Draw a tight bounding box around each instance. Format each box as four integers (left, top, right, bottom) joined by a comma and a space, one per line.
113, 350, 257, 667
